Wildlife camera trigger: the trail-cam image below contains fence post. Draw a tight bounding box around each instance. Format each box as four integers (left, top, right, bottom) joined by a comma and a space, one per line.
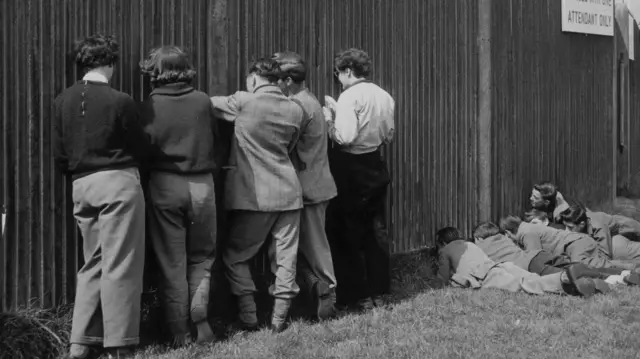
478, 0, 492, 222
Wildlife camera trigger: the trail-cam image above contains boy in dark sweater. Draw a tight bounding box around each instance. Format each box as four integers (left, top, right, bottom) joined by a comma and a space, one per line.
138, 46, 218, 346
53, 34, 148, 359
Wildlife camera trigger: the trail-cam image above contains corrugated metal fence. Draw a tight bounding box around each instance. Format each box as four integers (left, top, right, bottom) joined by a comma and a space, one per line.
0, 0, 619, 310
491, 0, 615, 219
227, 0, 481, 254
0, 0, 226, 311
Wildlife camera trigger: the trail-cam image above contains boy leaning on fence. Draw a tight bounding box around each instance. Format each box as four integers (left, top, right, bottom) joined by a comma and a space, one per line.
53, 34, 149, 359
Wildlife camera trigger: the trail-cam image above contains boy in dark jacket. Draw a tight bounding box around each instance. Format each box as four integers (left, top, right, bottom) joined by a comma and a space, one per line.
139, 46, 218, 345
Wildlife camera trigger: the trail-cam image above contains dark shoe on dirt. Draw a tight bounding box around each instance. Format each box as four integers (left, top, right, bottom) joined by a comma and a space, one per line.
573, 277, 597, 298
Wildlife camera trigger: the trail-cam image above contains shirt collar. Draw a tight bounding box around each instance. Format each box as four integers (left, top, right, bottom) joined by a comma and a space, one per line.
150, 82, 195, 96
82, 71, 109, 83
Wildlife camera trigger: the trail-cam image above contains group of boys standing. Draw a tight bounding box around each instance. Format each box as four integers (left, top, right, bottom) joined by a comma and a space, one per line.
54, 34, 395, 359
436, 182, 640, 298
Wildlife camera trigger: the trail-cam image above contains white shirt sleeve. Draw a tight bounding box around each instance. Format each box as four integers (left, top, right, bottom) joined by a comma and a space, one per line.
330, 93, 360, 145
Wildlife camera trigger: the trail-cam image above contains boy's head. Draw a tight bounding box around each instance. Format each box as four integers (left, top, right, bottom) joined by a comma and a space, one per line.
499, 215, 523, 240
558, 204, 589, 233
530, 181, 558, 211
524, 209, 549, 226
435, 227, 463, 248
472, 221, 500, 240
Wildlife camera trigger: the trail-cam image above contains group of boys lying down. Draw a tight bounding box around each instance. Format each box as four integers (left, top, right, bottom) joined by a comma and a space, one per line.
436, 182, 640, 298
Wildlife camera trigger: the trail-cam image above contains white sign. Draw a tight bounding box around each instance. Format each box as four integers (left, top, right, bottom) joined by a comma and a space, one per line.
562, 0, 615, 36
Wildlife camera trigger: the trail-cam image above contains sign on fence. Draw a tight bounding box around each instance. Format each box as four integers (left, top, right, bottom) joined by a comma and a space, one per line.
562, 0, 615, 36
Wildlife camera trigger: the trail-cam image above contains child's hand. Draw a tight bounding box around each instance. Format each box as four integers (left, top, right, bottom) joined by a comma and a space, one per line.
324, 95, 337, 111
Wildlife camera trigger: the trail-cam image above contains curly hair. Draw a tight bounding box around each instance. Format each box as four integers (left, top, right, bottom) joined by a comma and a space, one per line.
247, 58, 281, 83
334, 48, 372, 78
74, 34, 120, 70
271, 51, 306, 83
139, 46, 196, 87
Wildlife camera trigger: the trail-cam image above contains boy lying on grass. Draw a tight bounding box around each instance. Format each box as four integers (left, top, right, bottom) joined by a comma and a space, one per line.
435, 227, 609, 298
472, 221, 640, 287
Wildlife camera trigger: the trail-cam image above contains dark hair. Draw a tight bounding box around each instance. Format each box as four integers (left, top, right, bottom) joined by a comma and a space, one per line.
74, 34, 119, 70
558, 204, 588, 224
472, 222, 500, 239
248, 58, 281, 83
334, 48, 372, 78
435, 227, 462, 246
524, 209, 548, 223
139, 46, 196, 87
271, 51, 306, 83
499, 215, 523, 234
533, 181, 558, 207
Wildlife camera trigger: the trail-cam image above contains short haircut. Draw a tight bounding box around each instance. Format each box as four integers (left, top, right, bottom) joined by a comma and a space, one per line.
558, 204, 588, 224
524, 209, 548, 223
499, 215, 523, 234
533, 182, 558, 203
74, 34, 119, 70
248, 58, 281, 83
271, 51, 306, 83
435, 227, 462, 246
472, 222, 500, 239
140, 46, 196, 87
334, 48, 372, 78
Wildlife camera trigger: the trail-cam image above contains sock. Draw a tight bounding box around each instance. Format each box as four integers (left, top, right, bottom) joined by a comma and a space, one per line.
560, 271, 570, 284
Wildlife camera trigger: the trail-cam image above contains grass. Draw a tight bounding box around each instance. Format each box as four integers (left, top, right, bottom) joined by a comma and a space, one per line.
4, 198, 640, 359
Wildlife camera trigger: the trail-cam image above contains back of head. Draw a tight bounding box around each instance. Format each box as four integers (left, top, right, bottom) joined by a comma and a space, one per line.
74, 34, 120, 71
524, 209, 548, 223
334, 48, 372, 78
472, 222, 500, 240
435, 226, 462, 247
271, 51, 306, 83
499, 215, 522, 234
139, 46, 196, 87
558, 203, 588, 224
248, 58, 282, 83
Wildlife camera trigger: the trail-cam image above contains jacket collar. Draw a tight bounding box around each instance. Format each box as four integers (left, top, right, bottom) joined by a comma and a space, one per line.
151, 82, 195, 96
253, 84, 283, 95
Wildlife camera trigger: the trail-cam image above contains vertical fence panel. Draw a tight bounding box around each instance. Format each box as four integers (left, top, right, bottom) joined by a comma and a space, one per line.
491, 0, 615, 220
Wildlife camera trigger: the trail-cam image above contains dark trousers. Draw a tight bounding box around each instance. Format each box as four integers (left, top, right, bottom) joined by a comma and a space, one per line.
327, 147, 391, 305
528, 251, 625, 278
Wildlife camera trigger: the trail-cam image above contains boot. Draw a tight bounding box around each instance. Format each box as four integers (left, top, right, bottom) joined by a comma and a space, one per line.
566, 263, 601, 285
593, 278, 612, 294
571, 277, 597, 298
624, 272, 640, 285
237, 294, 259, 331
313, 280, 337, 320
270, 298, 292, 333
